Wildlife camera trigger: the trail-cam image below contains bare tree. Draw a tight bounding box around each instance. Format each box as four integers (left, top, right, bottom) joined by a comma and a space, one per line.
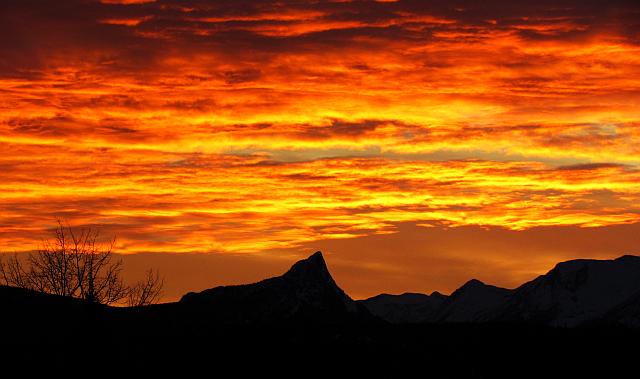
0, 253, 32, 290
0, 221, 163, 306
128, 269, 164, 307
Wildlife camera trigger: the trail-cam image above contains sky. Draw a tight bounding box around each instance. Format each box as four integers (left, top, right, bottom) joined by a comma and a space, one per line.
1, 0, 639, 300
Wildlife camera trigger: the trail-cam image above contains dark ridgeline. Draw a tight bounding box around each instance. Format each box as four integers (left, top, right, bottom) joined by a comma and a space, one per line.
178, 251, 373, 324
360, 291, 447, 323
360, 254, 640, 327
2, 251, 640, 376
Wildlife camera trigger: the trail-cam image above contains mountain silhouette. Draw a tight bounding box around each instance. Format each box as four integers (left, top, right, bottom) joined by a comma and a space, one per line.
494, 255, 640, 326
177, 251, 373, 324
2, 252, 640, 375
600, 289, 640, 328
361, 279, 512, 323
435, 279, 512, 322
5, 253, 640, 328
360, 291, 447, 323
3, 253, 640, 328
361, 255, 640, 327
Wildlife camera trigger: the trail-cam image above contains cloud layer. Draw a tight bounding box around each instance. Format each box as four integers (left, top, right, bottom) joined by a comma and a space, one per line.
1, 0, 639, 296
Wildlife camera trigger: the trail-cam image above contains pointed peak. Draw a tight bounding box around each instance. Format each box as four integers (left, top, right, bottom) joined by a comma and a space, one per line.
430, 291, 447, 299
293, 251, 326, 269
451, 278, 512, 299
279, 251, 359, 312
283, 251, 332, 282
450, 279, 485, 298
307, 251, 325, 263
461, 279, 485, 288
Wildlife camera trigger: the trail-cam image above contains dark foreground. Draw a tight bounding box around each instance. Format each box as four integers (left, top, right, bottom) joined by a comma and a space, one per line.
2, 302, 637, 378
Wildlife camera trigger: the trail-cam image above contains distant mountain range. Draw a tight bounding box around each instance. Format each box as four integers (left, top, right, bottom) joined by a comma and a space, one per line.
361, 254, 640, 327
2, 252, 640, 328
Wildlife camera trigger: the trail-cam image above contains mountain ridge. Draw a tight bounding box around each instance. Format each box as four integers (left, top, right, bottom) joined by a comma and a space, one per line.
361, 255, 640, 327
493, 254, 640, 326
178, 251, 371, 324
2, 252, 640, 328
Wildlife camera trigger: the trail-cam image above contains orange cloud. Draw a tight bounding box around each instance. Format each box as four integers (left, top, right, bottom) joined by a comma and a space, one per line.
1, 0, 639, 296
100, 0, 156, 4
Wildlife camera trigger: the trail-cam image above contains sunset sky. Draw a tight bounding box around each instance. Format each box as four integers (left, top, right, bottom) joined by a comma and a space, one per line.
1, 0, 639, 300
